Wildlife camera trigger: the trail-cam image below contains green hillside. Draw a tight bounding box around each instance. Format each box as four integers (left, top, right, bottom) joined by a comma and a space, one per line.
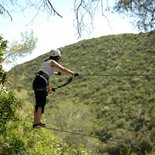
7, 31, 155, 154
0, 92, 90, 155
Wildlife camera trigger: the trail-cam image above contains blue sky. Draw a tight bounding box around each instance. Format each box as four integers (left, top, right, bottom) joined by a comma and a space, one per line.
1, 0, 138, 70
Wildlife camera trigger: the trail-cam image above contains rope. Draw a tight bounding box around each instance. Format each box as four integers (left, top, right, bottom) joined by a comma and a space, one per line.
52, 76, 75, 91
80, 74, 155, 77
46, 127, 97, 138
46, 74, 147, 150
45, 127, 136, 146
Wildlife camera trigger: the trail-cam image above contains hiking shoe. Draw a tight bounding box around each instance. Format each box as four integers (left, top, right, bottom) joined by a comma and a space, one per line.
33, 122, 46, 128
40, 122, 46, 127
33, 123, 40, 128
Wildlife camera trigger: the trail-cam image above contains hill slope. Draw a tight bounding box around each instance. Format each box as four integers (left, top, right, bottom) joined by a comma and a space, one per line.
0, 92, 90, 155
7, 31, 155, 154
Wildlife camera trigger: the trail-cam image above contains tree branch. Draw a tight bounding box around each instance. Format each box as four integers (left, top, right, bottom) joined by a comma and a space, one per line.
47, 0, 63, 18
0, 4, 13, 21
74, 0, 111, 37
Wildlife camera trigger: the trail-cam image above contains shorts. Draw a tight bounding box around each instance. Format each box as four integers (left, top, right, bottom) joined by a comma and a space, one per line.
33, 75, 47, 113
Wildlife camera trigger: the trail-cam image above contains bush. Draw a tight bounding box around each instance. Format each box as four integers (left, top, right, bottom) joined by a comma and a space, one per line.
0, 92, 21, 129
0, 93, 90, 155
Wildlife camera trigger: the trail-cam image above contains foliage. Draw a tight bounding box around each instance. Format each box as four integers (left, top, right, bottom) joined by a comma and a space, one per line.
3, 31, 38, 64
0, 92, 19, 127
0, 36, 7, 63
0, 35, 7, 100
7, 31, 155, 154
1, 1, 155, 37
0, 35, 89, 154
0, 93, 90, 155
47, 100, 98, 151
0, 35, 7, 84
114, 0, 155, 31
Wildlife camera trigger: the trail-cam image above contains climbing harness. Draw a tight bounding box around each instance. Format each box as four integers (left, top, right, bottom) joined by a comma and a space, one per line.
36, 71, 49, 83
33, 74, 77, 96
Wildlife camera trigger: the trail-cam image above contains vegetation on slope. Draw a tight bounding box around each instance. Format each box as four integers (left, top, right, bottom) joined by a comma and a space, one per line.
7, 31, 155, 154
0, 91, 90, 154
0, 35, 90, 155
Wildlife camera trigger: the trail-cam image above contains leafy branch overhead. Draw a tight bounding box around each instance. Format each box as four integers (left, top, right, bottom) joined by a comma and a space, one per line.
114, 0, 155, 31
0, 0, 155, 37
3, 31, 38, 63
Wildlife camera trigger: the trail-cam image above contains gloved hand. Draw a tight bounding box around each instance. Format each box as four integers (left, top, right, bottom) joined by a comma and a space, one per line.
74, 73, 79, 77
55, 72, 61, 75
57, 72, 61, 75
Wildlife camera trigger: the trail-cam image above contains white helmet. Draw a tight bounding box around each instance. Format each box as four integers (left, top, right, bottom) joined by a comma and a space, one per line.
50, 49, 61, 57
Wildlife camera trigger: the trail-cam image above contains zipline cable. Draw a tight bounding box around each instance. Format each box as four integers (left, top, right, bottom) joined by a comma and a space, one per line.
46, 75, 141, 148
80, 74, 155, 77
46, 127, 98, 138
45, 127, 138, 148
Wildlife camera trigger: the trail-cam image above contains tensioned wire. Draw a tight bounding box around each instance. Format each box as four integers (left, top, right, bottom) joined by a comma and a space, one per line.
79, 74, 155, 77
46, 74, 149, 148
56, 74, 155, 77
48, 73, 150, 139
45, 126, 139, 149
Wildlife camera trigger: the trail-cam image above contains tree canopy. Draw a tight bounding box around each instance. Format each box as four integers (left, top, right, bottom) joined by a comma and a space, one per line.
3, 31, 38, 64
0, 0, 155, 37
114, 0, 155, 31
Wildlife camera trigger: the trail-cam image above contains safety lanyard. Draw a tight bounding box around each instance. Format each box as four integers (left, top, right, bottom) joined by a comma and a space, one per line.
52, 76, 75, 92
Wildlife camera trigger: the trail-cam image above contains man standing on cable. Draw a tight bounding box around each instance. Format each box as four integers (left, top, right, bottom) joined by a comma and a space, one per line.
32, 49, 79, 128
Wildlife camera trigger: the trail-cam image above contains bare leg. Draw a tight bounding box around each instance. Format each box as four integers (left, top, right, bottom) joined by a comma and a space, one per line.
34, 107, 42, 124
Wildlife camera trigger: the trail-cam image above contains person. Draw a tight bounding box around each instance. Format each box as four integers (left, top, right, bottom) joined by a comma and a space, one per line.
32, 49, 79, 128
